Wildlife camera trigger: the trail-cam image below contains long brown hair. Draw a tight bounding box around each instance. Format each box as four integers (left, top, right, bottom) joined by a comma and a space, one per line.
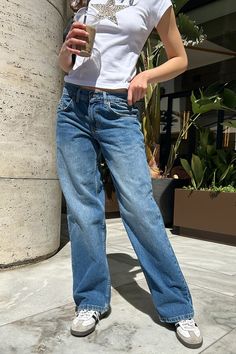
70, 0, 87, 12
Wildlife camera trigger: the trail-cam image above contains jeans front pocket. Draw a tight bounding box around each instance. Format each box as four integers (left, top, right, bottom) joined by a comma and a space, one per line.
57, 88, 74, 112
107, 98, 140, 120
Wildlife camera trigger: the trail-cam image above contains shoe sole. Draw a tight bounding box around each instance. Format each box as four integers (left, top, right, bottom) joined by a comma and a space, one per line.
176, 333, 203, 349
70, 306, 112, 337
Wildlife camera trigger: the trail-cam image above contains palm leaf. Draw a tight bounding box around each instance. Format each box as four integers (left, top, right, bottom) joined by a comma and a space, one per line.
222, 88, 236, 109
191, 154, 205, 189
191, 92, 223, 114
223, 120, 236, 129
177, 13, 206, 46
181, 158, 197, 189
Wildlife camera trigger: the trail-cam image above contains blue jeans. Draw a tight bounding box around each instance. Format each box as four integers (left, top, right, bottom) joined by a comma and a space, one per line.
56, 83, 194, 323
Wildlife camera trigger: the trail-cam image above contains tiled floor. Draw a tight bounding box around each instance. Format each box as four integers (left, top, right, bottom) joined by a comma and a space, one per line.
0, 215, 235, 354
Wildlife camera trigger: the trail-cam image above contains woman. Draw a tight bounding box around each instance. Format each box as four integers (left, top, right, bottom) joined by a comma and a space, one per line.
57, 0, 203, 348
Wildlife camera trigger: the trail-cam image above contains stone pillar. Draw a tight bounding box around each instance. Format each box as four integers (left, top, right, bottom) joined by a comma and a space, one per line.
0, 0, 67, 267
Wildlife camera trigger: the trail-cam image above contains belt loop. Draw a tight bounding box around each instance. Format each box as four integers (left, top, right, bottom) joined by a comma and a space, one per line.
76, 87, 81, 103
103, 91, 109, 104
89, 91, 93, 100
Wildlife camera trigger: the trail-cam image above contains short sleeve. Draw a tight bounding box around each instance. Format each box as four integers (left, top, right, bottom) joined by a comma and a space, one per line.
152, 0, 173, 27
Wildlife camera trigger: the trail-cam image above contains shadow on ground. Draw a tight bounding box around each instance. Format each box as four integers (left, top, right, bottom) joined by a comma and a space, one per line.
108, 253, 174, 331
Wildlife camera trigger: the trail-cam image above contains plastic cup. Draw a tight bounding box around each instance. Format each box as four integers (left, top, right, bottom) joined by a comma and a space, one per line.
74, 8, 99, 57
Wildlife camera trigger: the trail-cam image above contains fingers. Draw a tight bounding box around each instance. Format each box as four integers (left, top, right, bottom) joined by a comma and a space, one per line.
128, 86, 146, 105
133, 87, 144, 103
71, 22, 87, 31
66, 26, 89, 41
65, 22, 88, 53
65, 46, 82, 56
127, 88, 133, 106
65, 37, 87, 49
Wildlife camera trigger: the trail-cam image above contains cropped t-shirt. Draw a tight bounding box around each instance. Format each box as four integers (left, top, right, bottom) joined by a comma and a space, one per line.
65, 0, 172, 89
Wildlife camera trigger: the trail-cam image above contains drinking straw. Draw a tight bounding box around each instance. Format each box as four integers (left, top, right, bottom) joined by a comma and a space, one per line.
83, 0, 91, 24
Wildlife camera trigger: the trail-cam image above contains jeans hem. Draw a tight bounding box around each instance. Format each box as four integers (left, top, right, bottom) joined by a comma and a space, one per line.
159, 312, 194, 323
76, 304, 110, 314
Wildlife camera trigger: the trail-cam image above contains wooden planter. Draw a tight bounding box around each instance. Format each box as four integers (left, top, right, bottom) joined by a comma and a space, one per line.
152, 178, 188, 227
173, 189, 236, 244
105, 182, 119, 213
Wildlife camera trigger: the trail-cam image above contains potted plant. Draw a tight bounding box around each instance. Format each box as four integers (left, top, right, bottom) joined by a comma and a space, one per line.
174, 85, 236, 243
137, 0, 206, 225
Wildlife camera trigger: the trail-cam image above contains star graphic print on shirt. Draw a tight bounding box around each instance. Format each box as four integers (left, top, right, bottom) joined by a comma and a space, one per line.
91, 0, 130, 26
65, 0, 173, 89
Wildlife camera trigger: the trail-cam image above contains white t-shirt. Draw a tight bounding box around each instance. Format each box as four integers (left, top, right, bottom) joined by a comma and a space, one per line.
65, 0, 172, 89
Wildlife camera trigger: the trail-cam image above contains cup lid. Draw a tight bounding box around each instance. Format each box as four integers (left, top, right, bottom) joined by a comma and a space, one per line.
74, 6, 99, 25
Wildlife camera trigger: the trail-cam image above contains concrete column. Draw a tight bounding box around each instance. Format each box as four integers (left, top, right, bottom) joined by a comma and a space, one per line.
0, 0, 67, 267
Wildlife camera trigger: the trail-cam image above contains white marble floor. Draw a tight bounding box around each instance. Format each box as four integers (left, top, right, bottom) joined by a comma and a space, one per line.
0, 215, 235, 354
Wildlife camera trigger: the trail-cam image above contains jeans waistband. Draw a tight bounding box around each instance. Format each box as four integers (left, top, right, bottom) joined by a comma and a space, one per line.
64, 82, 128, 102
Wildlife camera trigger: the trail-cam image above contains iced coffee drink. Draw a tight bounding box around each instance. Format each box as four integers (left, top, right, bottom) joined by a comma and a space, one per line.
74, 8, 98, 57
79, 24, 96, 57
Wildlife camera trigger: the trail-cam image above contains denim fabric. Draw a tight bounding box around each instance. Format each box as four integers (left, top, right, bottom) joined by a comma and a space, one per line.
56, 83, 194, 323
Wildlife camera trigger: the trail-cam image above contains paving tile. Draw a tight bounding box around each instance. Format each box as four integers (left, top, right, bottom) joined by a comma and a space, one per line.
106, 218, 122, 225
107, 232, 128, 241
0, 281, 236, 354
107, 239, 132, 250
111, 281, 236, 353
170, 236, 236, 276
200, 328, 236, 354
181, 264, 236, 297
108, 255, 144, 288
1, 217, 236, 354
108, 246, 236, 297
0, 244, 73, 327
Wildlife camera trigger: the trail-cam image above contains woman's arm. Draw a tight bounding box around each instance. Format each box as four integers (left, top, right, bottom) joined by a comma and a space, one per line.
58, 43, 74, 73
128, 7, 188, 105
59, 0, 86, 73
146, 7, 188, 83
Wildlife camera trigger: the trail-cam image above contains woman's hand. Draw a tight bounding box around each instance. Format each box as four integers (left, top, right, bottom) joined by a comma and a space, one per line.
58, 21, 89, 72
64, 21, 89, 57
127, 72, 149, 105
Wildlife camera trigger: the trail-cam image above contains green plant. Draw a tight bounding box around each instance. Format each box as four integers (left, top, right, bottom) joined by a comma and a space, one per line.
166, 80, 236, 175
183, 185, 236, 193
209, 185, 236, 193
139, 0, 206, 178
223, 120, 236, 129
181, 127, 236, 190
179, 81, 236, 190
183, 81, 236, 190
181, 154, 206, 189
191, 82, 236, 115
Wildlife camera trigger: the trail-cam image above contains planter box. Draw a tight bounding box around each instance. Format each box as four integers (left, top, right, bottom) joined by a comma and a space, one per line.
105, 190, 119, 213
105, 183, 119, 213
152, 178, 188, 227
104, 178, 189, 221
174, 189, 236, 244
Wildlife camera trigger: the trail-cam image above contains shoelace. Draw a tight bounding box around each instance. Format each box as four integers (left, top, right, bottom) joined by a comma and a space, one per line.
178, 319, 196, 331
76, 309, 99, 321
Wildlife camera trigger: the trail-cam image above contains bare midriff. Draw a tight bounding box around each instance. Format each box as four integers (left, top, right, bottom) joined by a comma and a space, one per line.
80, 85, 128, 93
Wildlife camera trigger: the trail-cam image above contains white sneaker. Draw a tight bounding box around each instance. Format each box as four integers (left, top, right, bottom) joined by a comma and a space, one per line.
70, 308, 111, 337
175, 319, 203, 348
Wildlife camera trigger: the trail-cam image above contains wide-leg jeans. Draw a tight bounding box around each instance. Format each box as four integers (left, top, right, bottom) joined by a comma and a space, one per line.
56, 83, 194, 323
